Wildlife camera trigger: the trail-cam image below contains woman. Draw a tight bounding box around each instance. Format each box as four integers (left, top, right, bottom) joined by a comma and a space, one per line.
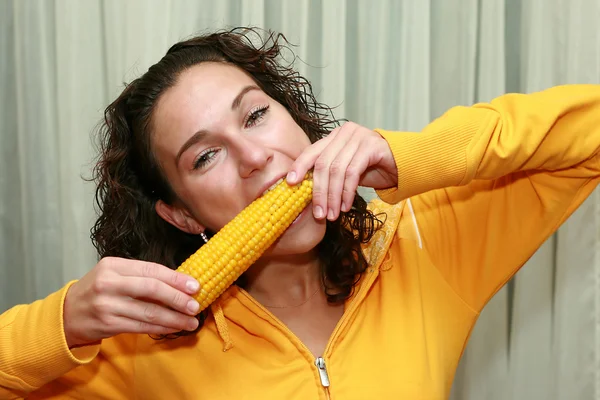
1, 27, 599, 399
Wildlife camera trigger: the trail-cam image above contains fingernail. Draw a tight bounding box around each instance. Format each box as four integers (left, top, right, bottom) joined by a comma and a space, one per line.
314, 206, 324, 219
187, 300, 200, 313
327, 209, 334, 220
287, 171, 296, 183
186, 280, 199, 293
188, 318, 199, 330
341, 202, 347, 212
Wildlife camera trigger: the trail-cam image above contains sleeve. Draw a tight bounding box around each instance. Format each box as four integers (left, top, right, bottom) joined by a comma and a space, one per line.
0, 282, 135, 399
374, 84, 600, 312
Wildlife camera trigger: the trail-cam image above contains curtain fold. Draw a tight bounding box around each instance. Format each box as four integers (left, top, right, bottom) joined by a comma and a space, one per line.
1, 1, 599, 398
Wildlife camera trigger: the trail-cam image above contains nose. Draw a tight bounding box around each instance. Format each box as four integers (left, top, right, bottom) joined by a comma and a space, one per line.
234, 137, 274, 178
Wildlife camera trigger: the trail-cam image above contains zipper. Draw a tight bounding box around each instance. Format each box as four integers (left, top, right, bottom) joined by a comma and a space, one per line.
315, 357, 330, 387
315, 356, 331, 398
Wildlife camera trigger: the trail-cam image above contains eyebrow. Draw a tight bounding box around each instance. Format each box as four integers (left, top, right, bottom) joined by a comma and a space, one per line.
231, 85, 260, 110
175, 85, 261, 166
175, 130, 208, 166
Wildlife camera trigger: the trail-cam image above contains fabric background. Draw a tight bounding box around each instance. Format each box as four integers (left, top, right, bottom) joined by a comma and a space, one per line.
1, 1, 599, 398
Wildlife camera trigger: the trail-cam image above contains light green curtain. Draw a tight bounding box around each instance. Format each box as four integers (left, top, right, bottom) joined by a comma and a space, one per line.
1, 1, 599, 398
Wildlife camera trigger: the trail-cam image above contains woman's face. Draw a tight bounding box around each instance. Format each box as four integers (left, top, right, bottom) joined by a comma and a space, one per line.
151, 62, 326, 257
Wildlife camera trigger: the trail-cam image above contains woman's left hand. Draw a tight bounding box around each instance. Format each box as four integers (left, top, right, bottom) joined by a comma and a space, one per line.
286, 121, 397, 221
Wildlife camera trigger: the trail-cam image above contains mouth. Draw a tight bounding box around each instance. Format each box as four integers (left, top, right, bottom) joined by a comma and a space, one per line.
260, 177, 285, 197
290, 201, 312, 226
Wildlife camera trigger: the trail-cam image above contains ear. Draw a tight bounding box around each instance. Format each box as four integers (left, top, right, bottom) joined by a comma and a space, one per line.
155, 200, 205, 235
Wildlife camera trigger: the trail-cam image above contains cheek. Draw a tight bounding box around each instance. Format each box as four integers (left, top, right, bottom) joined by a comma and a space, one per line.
280, 126, 312, 159
293, 131, 312, 153
185, 179, 243, 231
266, 110, 312, 155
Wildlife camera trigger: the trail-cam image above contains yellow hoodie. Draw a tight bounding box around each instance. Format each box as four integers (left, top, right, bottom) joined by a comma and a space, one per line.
1, 85, 599, 399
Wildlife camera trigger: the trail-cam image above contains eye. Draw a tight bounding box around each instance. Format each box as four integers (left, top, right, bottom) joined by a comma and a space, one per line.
244, 105, 269, 128
193, 148, 219, 170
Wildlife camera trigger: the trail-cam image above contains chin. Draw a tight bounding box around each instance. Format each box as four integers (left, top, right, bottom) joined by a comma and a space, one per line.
266, 216, 326, 257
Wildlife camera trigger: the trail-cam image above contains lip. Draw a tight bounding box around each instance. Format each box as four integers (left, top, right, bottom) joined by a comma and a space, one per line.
290, 201, 312, 227
255, 173, 288, 201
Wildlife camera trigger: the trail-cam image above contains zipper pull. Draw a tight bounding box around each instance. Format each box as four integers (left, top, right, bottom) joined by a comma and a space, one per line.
315, 357, 330, 387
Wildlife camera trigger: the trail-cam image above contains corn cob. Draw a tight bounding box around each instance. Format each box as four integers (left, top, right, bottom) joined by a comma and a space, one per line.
176, 172, 313, 311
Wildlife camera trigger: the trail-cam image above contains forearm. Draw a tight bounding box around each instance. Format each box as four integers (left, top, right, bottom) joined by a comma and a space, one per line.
376, 84, 600, 203
0, 282, 99, 397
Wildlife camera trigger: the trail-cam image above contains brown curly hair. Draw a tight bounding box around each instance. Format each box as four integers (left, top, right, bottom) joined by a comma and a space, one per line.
90, 27, 384, 335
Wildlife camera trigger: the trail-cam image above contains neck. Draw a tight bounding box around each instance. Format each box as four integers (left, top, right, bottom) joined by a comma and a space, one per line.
244, 250, 322, 308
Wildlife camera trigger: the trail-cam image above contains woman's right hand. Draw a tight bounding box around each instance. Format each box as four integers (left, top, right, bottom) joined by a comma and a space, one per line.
63, 257, 201, 348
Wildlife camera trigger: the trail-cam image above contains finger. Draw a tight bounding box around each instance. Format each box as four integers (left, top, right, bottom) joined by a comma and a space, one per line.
108, 315, 197, 336
118, 261, 200, 295
341, 148, 372, 212
119, 276, 200, 316
326, 137, 361, 220
286, 128, 340, 185
312, 126, 355, 220
114, 298, 200, 332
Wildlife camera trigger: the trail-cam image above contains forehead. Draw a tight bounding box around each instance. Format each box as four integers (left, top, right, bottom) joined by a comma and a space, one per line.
152, 62, 259, 142
165, 62, 257, 106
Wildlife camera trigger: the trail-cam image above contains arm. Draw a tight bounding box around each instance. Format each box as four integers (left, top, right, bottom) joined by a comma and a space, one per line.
1, 257, 203, 399
375, 84, 600, 311
0, 283, 133, 399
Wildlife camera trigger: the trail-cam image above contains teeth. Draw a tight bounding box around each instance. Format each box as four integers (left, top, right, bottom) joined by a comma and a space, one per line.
262, 178, 284, 196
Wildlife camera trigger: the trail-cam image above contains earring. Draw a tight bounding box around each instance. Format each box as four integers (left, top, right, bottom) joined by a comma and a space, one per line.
200, 231, 208, 244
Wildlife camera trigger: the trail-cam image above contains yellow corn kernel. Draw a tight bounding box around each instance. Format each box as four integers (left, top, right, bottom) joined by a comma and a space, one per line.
176, 172, 313, 311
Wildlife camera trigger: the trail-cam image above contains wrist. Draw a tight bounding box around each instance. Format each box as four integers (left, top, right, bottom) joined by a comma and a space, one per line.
63, 282, 83, 348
